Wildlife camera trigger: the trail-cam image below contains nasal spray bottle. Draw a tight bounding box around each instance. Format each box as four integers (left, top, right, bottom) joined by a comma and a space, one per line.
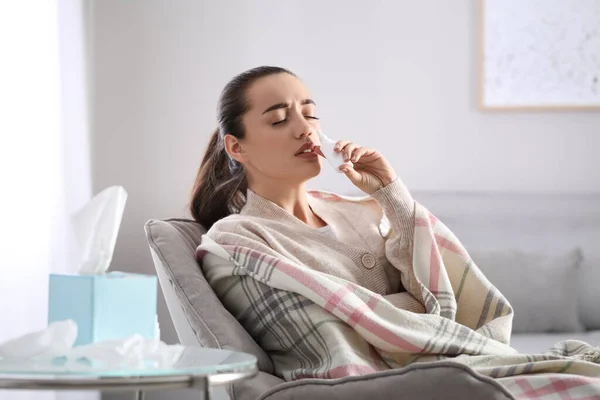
316, 129, 353, 173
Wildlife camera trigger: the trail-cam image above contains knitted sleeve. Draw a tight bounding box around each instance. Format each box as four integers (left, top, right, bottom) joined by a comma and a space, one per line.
368, 178, 419, 295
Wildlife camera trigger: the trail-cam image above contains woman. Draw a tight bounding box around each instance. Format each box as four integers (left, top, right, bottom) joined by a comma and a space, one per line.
191, 65, 424, 311
190, 66, 599, 384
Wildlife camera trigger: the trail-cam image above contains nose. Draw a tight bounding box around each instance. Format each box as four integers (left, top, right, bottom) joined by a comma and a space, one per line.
299, 130, 313, 140
295, 118, 315, 140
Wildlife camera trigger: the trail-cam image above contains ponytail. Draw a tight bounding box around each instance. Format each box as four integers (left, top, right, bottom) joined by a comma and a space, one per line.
189, 128, 247, 230
189, 66, 296, 230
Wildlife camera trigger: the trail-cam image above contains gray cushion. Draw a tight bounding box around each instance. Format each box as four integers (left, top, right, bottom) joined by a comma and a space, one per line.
470, 248, 584, 333
257, 361, 515, 400
144, 218, 274, 374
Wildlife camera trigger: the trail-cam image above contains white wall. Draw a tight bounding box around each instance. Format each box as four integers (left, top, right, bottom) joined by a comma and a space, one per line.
90, 1, 599, 398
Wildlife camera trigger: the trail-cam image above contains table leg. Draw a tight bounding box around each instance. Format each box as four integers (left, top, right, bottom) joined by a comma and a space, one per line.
195, 376, 211, 400
134, 390, 145, 400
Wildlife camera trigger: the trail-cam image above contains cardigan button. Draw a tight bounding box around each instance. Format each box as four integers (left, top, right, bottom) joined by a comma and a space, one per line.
361, 253, 376, 269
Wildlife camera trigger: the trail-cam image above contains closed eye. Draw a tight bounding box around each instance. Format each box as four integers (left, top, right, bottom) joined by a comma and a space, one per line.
272, 116, 320, 127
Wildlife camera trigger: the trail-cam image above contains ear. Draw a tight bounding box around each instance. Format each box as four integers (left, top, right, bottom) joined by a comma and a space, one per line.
224, 134, 248, 163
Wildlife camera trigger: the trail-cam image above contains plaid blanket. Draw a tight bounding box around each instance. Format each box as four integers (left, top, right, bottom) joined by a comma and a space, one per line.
498, 374, 600, 399
197, 200, 600, 398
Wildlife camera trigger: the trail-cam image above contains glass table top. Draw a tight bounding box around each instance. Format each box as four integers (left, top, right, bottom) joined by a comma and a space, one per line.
0, 347, 257, 379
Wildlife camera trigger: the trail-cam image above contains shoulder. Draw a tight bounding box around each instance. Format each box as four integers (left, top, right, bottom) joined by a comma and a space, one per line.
204, 214, 282, 259
206, 213, 268, 242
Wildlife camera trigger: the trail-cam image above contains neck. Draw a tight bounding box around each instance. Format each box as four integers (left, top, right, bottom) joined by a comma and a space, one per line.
247, 179, 322, 226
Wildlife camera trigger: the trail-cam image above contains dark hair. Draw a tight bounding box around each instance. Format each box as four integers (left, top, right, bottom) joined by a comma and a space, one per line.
190, 66, 296, 230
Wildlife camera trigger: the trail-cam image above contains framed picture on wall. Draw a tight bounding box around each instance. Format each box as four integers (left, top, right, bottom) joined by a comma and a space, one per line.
478, 0, 600, 110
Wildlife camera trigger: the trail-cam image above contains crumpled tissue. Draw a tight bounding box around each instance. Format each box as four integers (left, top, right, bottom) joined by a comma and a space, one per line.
0, 320, 183, 372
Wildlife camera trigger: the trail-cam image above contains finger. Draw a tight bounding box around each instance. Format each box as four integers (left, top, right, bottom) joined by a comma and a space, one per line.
343, 144, 359, 162
339, 162, 361, 181
334, 140, 351, 153
350, 147, 368, 163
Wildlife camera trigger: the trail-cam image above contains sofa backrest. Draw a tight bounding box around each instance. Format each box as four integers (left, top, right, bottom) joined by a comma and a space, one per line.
412, 191, 600, 330
144, 218, 274, 374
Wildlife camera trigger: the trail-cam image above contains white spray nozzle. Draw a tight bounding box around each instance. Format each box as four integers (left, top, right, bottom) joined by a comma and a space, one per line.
316, 130, 353, 173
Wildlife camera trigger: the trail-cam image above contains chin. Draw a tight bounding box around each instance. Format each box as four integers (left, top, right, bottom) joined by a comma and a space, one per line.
294, 162, 321, 182
309, 164, 322, 177
307, 162, 322, 179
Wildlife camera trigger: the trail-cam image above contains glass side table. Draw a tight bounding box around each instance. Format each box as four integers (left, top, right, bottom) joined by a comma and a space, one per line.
0, 347, 258, 400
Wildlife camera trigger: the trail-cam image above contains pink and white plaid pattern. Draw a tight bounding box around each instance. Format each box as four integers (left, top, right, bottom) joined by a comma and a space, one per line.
498, 375, 600, 399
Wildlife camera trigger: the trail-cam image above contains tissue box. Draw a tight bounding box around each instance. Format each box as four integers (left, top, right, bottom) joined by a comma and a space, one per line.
48, 272, 158, 346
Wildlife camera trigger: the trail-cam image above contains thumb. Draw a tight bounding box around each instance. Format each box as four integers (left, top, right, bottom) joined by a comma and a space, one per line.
340, 162, 361, 182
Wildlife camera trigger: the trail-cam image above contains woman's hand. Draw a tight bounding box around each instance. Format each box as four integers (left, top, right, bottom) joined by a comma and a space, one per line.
332, 140, 398, 195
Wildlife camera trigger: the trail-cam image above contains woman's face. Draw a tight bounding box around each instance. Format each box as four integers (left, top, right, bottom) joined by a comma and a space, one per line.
226, 73, 322, 185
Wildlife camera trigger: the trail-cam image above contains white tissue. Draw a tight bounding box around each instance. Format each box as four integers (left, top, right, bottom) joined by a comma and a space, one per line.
67, 334, 183, 370
0, 320, 77, 360
0, 320, 184, 372
71, 186, 128, 275
316, 129, 353, 173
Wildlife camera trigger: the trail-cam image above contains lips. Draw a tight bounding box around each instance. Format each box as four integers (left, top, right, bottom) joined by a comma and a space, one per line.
295, 142, 317, 156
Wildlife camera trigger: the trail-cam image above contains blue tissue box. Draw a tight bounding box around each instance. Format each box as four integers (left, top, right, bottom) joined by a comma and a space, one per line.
48, 272, 158, 346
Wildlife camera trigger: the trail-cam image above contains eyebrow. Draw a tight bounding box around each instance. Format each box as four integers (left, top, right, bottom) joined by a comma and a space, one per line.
262, 99, 316, 115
